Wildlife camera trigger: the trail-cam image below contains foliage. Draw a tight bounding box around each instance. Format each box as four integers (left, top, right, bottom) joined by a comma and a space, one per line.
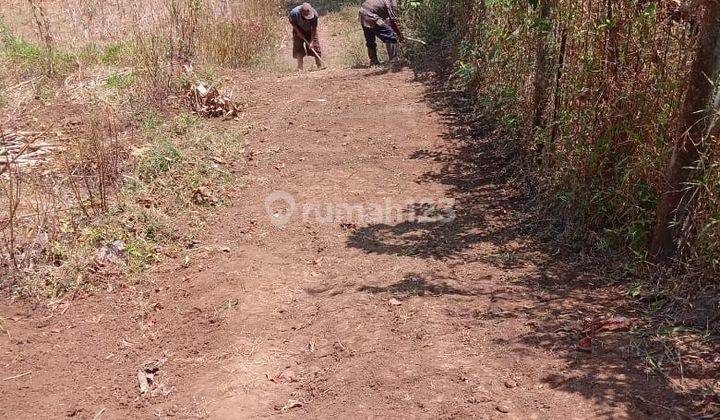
0, 22, 74, 76
162, 0, 282, 68
78, 42, 132, 66
405, 0, 718, 270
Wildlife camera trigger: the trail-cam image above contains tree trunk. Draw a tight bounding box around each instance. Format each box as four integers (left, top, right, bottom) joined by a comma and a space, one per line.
531, 0, 555, 135
650, 0, 720, 261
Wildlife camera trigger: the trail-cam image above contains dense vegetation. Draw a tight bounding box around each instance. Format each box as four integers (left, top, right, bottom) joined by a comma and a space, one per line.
404, 0, 720, 274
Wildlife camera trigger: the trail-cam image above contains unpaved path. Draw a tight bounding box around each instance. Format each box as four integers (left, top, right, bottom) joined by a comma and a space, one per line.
1, 9, 686, 420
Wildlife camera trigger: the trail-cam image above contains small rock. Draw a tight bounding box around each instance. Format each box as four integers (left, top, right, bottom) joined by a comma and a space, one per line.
504, 379, 518, 388
388, 298, 403, 306
496, 404, 511, 413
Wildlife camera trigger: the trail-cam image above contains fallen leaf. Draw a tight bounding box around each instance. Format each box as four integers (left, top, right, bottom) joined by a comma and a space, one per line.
496, 404, 511, 413
268, 368, 298, 384
583, 315, 636, 334
577, 336, 592, 353
281, 399, 303, 411
137, 369, 151, 395
388, 298, 403, 306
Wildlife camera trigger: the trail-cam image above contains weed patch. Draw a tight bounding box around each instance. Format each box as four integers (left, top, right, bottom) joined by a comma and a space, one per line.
106, 72, 136, 89
3, 109, 244, 298
0, 23, 74, 77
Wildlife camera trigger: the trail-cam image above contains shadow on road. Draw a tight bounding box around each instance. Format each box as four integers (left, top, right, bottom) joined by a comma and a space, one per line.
359, 272, 482, 297
345, 65, 712, 418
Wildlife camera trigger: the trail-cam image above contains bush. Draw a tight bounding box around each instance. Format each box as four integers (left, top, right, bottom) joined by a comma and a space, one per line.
404, 0, 718, 269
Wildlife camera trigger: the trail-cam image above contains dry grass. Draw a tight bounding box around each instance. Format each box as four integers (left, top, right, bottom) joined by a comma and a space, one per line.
0, 0, 281, 298
2, 109, 247, 298
335, 5, 373, 68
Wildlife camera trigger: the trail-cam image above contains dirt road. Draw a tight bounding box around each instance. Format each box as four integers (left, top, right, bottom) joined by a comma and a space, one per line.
0, 9, 686, 420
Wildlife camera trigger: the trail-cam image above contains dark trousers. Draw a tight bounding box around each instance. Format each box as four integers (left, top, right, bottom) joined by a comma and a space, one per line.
362, 25, 398, 50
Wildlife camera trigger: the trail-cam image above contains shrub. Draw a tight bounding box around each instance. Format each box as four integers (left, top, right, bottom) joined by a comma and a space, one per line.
404, 0, 717, 269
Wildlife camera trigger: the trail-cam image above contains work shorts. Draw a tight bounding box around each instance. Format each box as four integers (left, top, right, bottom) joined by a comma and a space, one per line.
292, 31, 321, 59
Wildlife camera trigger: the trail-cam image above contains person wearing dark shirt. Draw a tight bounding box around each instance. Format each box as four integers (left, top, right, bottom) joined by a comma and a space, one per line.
359, 0, 405, 65
289, 3, 323, 71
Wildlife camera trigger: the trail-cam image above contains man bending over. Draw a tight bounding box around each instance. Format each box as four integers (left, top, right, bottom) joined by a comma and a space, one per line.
289, 3, 323, 71
359, 0, 405, 65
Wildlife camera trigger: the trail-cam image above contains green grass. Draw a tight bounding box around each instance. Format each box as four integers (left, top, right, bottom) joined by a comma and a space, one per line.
82, 223, 158, 272
0, 23, 75, 76
0, 23, 44, 61
137, 138, 183, 180
132, 111, 244, 210
100, 43, 129, 65
139, 111, 163, 134
106, 72, 136, 89
0, 24, 136, 79
78, 42, 132, 66
170, 112, 202, 135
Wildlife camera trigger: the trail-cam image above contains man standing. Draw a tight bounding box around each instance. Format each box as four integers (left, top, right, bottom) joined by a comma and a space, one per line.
359, 0, 405, 65
289, 3, 323, 71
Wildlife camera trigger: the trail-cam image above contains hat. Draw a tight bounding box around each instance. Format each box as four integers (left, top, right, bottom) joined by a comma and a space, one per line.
300, 3, 314, 19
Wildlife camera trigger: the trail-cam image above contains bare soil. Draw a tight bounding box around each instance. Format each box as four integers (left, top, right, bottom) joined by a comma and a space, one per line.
0, 11, 701, 420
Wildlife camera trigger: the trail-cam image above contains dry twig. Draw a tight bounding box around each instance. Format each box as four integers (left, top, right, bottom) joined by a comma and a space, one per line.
3, 371, 31, 381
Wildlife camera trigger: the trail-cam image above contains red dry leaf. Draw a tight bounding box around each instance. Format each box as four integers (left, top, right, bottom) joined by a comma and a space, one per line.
583, 315, 635, 334
577, 337, 592, 353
